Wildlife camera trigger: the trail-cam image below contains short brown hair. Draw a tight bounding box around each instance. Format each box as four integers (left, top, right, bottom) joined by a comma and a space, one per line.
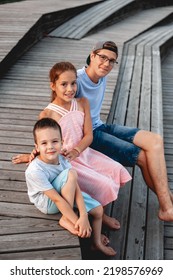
33, 118, 62, 143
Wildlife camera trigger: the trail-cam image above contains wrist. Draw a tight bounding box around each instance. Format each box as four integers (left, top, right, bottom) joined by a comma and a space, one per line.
73, 147, 81, 156
80, 212, 88, 217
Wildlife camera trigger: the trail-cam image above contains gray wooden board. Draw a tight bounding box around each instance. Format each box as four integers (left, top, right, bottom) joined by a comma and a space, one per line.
0, 190, 30, 204
162, 48, 173, 260
0, 230, 80, 253
120, 41, 146, 260
0, 248, 81, 260
0, 180, 26, 191
0, 217, 63, 235
109, 174, 132, 260
0, 202, 60, 220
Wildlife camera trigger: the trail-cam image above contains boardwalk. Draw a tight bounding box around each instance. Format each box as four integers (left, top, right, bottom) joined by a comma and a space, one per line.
162, 49, 173, 260
0, 0, 173, 260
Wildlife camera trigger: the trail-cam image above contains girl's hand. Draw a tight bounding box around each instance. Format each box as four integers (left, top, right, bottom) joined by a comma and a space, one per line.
29, 148, 39, 163
74, 214, 92, 238
61, 148, 79, 161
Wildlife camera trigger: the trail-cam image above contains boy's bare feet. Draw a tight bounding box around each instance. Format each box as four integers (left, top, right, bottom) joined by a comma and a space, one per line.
59, 216, 79, 235
103, 213, 120, 230
12, 154, 30, 164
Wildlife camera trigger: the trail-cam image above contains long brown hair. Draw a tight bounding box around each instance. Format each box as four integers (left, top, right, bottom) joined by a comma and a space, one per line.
49, 62, 77, 102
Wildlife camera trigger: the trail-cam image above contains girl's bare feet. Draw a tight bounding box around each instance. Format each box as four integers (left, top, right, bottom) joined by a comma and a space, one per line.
103, 213, 120, 230
59, 216, 79, 235
91, 241, 116, 256
101, 234, 109, 245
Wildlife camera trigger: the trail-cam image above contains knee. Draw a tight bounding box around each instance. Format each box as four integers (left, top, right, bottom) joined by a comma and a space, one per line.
137, 133, 164, 167
68, 168, 78, 181
150, 133, 164, 152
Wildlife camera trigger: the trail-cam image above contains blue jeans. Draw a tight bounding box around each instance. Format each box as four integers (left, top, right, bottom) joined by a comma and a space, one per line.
90, 124, 141, 167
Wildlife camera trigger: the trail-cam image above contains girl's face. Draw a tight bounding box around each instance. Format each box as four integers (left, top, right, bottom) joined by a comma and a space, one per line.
35, 127, 62, 164
51, 70, 77, 102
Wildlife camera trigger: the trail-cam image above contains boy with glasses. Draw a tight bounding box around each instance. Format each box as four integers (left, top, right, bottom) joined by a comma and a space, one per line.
76, 40, 173, 222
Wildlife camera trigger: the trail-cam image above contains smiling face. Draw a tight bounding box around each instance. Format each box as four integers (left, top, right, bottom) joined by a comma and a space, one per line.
88, 49, 118, 82
35, 127, 63, 164
50, 70, 77, 104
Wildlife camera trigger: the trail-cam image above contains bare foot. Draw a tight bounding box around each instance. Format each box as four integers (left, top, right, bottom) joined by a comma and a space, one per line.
59, 216, 79, 235
92, 242, 116, 256
103, 213, 120, 230
101, 234, 109, 245
158, 207, 173, 222
12, 154, 30, 164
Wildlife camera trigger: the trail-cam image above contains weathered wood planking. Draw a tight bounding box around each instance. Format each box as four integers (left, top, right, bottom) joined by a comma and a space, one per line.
108, 24, 173, 260
0, 1, 173, 260
162, 48, 173, 260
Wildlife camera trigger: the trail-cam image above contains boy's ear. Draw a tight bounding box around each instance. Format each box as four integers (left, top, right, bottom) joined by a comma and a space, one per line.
34, 143, 39, 153
90, 52, 95, 63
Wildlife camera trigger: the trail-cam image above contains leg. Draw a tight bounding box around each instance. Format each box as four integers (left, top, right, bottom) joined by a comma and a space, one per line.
91, 124, 141, 167
89, 206, 116, 256
134, 130, 173, 221
52, 169, 79, 235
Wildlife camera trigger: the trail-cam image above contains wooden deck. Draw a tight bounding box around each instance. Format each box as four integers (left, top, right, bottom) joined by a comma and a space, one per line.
0, 0, 173, 260
162, 48, 173, 260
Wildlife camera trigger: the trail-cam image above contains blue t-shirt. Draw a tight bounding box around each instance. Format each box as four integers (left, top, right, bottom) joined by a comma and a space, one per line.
25, 155, 71, 214
76, 67, 107, 130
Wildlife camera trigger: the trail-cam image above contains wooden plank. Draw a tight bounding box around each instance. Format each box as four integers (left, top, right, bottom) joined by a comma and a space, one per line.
0, 190, 30, 204
0, 202, 60, 220
0, 217, 62, 235
0, 230, 79, 253
109, 176, 132, 260
0, 248, 81, 260
162, 47, 173, 260
0, 180, 26, 191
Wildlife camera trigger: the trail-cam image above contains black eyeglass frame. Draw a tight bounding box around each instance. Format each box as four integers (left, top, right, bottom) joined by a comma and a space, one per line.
95, 53, 118, 66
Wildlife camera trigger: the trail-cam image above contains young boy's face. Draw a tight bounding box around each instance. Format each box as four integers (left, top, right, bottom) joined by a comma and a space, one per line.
90, 49, 117, 78
35, 127, 62, 164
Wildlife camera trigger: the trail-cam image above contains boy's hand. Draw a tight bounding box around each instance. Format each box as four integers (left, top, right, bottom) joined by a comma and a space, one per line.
74, 214, 92, 238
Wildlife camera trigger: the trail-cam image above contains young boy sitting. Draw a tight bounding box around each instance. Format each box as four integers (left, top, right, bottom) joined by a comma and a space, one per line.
25, 117, 116, 256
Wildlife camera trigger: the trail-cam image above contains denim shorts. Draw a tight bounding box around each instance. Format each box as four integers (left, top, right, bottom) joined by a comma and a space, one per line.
47, 169, 100, 214
90, 123, 141, 167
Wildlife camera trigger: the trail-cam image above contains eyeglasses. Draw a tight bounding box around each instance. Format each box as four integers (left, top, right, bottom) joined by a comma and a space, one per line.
96, 53, 118, 66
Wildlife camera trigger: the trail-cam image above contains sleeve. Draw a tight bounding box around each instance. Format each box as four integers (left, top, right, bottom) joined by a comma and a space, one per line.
25, 169, 53, 195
